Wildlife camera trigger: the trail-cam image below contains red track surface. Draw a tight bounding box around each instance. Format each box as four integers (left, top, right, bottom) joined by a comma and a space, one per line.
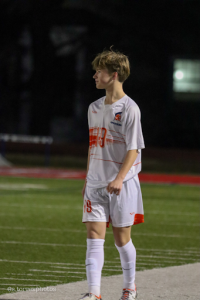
0, 167, 199, 185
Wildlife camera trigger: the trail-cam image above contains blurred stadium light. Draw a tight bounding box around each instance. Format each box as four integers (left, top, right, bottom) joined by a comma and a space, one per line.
173, 59, 200, 101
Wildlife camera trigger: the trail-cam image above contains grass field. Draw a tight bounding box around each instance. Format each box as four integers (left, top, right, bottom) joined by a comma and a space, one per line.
0, 176, 199, 295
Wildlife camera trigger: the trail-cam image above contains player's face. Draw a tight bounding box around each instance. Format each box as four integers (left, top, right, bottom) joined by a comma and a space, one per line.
93, 68, 114, 89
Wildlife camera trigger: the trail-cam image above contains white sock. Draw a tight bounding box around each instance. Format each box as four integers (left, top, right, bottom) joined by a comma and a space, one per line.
86, 238, 105, 297
115, 239, 136, 290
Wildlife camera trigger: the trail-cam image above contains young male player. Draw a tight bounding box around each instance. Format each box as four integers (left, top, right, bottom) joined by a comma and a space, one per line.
80, 49, 145, 300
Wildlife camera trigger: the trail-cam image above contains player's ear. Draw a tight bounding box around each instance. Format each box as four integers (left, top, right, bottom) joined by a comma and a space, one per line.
113, 72, 118, 80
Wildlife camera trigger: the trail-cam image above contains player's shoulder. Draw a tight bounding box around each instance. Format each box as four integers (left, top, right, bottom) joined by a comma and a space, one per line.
88, 96, 105, 111
124, 95, 141, 114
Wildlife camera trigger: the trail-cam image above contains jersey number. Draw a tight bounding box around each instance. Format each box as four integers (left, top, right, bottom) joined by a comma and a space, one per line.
84, 199, 92, 213
89, 127, 107, 149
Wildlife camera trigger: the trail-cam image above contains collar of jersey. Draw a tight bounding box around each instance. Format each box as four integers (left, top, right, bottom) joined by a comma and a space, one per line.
102, 95, 127, 109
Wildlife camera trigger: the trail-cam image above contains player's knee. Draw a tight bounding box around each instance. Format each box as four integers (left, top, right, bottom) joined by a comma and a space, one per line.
113, 228, 131, 247
86, 222, 106, 239
88, 227, 106, 239
115, 238, 130, 247
87, 230, 98, 239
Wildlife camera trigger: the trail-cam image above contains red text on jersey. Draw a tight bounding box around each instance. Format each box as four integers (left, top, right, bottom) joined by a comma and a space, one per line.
89, 127, 107, 149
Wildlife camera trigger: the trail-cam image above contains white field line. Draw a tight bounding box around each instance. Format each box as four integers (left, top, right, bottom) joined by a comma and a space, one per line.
51, 260, 180, 269
29, 269, 86, 274
1, 225, 199, 235
149, 211, 199, 216
104, 261, 121, 264
0, 277, 61, 282
0, 203, 70, 209
105, 263, 162, 267
185, 247, 200, 251
0, 235, 199, 251
0, 228, 197, 249
136, 262, 164, 266
115, 255, 198, 261
0, 220, 199, 227
144, 199, 199, 205
131, 233, 199, 239
6, 273, 83, 278
49, 263, 85, 266
51, 263, 164, 268
0, 203, 199, 216
0, 226, 86, 232
29, 267, 151, 275
0, 184, 48, 190
0, 253, 198, 268
0, 241, 85, 247
0, 259, 88, 265
105, 259, 181, 264
0, 234, 199, 245
186, 247, 200, 249
50, 265, 121, 270
157, 222, 200, 227
152, 252, 200, 257
6, 273, 68, 278
145, 254, 200, 260
0, 203, 81, 209
49, 266, 122, 272
137, 248, 200, 254
0, 284, 39, 286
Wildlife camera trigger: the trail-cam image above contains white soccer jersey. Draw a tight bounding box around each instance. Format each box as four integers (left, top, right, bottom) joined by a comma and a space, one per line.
86, 95, 145, 188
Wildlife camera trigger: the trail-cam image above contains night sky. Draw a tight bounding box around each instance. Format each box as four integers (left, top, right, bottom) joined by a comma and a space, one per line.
0, 0, 199, 148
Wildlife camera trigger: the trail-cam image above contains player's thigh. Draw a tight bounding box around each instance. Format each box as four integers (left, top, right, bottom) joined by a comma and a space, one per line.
112, 225, 132, 247
86, 221, 107, 239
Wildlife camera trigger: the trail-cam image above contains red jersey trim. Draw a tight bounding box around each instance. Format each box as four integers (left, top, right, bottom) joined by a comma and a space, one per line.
133, 162, 141, 167
91, 158, 123, 165
108, 129, 126, 136
90, 157, 141, 167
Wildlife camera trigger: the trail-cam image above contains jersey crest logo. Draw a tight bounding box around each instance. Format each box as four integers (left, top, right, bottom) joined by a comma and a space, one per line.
114, 112, 122, 122
111, 112, 122, 126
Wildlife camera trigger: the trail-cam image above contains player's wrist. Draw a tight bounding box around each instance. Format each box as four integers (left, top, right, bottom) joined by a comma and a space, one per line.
115, 174, 125, 181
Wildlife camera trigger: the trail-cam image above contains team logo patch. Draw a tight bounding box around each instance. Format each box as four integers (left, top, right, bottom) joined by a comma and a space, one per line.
111, 112, 122, 126
114, 112, 122, 122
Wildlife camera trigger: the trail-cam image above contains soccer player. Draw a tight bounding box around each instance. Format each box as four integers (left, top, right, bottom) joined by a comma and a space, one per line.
80, 49, 145, 300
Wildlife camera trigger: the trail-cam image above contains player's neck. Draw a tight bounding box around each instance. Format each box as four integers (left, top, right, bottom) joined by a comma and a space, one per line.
105, 83, 125, 105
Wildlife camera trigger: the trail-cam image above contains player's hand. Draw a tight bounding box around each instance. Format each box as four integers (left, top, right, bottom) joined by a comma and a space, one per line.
82, 180, 87, 198
106, 178, 123, 195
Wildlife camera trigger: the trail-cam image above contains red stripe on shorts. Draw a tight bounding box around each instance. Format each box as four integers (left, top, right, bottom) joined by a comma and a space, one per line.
134, 214, 144, 225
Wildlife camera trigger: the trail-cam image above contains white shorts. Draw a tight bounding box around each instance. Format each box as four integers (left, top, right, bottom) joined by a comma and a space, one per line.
82, 175, 144, 227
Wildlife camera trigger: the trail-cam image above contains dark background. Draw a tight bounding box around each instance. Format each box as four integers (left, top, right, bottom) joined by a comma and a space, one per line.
0, 0, 200, 150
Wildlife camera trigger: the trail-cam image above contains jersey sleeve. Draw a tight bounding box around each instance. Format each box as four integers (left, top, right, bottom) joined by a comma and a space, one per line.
125, 105, 145, 151
88, 105, 91, 128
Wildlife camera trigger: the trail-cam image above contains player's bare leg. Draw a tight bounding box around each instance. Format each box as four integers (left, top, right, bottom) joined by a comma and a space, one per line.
86, 222, 106, 239
80, 222, 106, 300
113, 226, 137, 299
112, 225, 131, 247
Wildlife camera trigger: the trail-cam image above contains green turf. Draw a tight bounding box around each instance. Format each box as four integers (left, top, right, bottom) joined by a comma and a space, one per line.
0, 177, 199, 295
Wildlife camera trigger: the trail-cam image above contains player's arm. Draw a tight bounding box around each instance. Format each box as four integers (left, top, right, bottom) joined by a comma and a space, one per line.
82, 147, 90, 198
107, 149, 138, 195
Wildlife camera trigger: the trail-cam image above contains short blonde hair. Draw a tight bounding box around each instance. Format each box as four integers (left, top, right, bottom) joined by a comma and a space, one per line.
92, 48, 130, 83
